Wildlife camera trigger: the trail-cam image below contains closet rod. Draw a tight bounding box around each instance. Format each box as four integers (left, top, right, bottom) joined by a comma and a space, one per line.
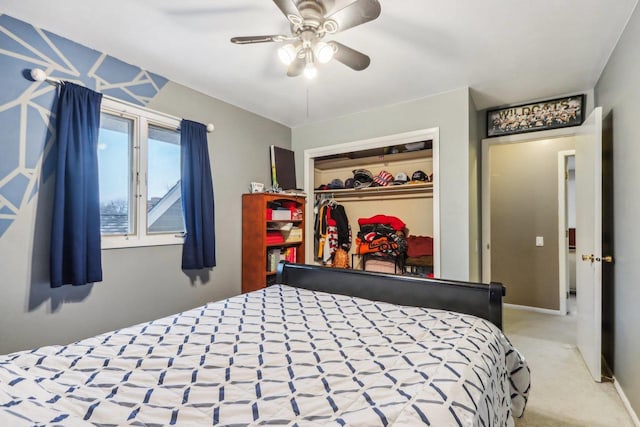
29, 68, 215, 133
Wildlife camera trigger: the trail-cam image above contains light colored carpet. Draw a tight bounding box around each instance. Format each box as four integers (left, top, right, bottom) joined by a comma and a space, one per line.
504, 302, 635, 426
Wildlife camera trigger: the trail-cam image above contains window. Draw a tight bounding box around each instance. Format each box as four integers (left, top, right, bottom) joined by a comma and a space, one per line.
98, 98, 184, 248
98, 114, 134, 235
147, 125, 183, 234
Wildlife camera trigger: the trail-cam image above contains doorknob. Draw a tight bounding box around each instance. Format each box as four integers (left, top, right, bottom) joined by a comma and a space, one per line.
581, 254, 595, 262
602, 255, 614, 263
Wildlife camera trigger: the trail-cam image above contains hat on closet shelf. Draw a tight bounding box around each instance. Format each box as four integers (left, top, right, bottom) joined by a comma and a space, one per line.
409, 170, 430, 184
344, 178, 355, 188
352, 169, 373, 189
393, 172, 409, 185
372, 170, 393, 186
327, 178, 345, 189
411, 170, 428, 181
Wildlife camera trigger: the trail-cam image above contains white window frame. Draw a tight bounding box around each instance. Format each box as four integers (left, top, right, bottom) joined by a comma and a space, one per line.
100, 98, 184, 249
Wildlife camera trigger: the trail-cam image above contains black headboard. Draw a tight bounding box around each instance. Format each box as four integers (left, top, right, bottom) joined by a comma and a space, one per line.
275, 262, 505, 329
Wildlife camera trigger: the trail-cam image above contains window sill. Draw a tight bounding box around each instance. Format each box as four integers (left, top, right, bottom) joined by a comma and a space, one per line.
101, 234, 184, 249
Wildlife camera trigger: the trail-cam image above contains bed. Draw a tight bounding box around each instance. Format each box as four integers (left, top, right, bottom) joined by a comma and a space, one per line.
0, 262, 530, 426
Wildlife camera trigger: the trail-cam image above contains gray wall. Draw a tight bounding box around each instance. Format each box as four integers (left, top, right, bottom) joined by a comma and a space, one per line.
292, 87, 473, 281
490, 137, 575, 311
595, 2, 640, 415
0, 81, 289, 352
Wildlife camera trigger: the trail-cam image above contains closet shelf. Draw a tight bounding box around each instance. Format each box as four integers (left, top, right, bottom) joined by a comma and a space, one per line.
315, 182, 433, 198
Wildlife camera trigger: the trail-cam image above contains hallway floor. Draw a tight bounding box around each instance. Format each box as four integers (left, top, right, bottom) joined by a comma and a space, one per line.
504, 301, 635, 426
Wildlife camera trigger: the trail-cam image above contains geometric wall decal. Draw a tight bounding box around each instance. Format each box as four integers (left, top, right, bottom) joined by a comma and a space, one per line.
25, 104, 51, 169
1, 173, 30, 208
0, 13, 169, 238
96, 55, 149, 85
0, 105, 21, 179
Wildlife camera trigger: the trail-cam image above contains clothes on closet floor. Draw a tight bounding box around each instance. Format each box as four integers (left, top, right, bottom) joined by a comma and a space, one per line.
355, 214, 408, 273
314, 196, 351, 267
406, 235, 433, 257
405, 235, 434, 277
355, 214, 407, 257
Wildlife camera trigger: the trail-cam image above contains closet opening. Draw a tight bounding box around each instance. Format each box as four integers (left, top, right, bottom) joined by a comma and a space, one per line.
303, 128, 440, 278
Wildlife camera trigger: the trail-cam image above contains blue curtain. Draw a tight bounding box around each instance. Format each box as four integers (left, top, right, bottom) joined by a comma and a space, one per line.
50, 83, 103, 287
180, 119, 216, 269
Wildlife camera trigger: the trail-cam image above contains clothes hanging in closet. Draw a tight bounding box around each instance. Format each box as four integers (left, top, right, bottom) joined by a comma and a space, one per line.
314, 196, 351, 265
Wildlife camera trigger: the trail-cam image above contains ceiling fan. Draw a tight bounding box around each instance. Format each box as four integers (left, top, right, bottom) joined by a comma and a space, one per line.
230, 0, 381, 79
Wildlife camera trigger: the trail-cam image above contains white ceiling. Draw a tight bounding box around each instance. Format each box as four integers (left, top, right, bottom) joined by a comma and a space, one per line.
2, 0, 637, 127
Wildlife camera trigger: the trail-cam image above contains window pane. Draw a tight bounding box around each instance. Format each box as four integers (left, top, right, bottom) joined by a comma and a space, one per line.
147, 125, 184, 233
98, 113, 134, 235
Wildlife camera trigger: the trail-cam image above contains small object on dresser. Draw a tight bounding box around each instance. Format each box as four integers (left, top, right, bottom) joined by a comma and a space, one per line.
283, 227, 302, 243
291, 208, 303, 221
267, 249, 280, 272
279, 247, 297, 263
250, 182, 264, 193
271, 209, 291, 221
266, 231, 285, 244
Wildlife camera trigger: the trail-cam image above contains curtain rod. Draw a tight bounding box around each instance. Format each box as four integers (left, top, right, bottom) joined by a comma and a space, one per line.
29, 68, 215, 133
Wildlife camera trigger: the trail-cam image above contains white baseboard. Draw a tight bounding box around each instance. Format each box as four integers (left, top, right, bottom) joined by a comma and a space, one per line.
503, 303, 564, 316
614, 377, 640, 426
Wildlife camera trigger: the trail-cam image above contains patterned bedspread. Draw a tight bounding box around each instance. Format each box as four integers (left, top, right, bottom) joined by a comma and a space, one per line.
0, 285, 530, 426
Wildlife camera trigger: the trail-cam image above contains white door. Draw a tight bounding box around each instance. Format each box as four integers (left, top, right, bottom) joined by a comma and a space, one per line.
575, 107, 603, 382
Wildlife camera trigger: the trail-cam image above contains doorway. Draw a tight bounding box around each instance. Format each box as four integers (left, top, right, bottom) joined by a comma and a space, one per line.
482, 133, 577, 315
483, 107, 610, 382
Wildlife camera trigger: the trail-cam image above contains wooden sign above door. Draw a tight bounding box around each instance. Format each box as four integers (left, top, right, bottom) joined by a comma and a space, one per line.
487, 94, 585, 138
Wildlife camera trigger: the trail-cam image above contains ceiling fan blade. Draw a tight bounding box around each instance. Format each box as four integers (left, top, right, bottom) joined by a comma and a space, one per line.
230, 35, 286, 44
287, 56, 305, 77
272, 0, 302, 23
325, 0, 381, 33
330, 42, 370, 71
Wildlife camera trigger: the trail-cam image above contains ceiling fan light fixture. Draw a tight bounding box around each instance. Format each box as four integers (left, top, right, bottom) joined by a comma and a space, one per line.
304, 63, 318, 79
314, 41, 334, 64
277, 44, 298, 66
304, 48, 317, 79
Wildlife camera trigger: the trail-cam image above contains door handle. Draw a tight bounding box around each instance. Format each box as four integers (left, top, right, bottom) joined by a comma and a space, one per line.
582, 254, 614, 263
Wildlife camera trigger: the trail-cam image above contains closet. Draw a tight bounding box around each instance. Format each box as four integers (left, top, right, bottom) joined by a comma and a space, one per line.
312, 142, 435, 275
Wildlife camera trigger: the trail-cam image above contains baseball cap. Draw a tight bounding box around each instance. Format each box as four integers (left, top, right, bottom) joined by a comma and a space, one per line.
411, 170, 428, 181
393, 172, 409, 185
372, 170, 393, 187
353, 169, 373, 189
327, 178, 344, 189
344, 178, 355, 188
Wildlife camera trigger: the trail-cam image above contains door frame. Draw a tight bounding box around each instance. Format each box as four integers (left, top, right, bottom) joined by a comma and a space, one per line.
303, 128, 441, 277
558, 149, 576, 316
481, 126, 582, 315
